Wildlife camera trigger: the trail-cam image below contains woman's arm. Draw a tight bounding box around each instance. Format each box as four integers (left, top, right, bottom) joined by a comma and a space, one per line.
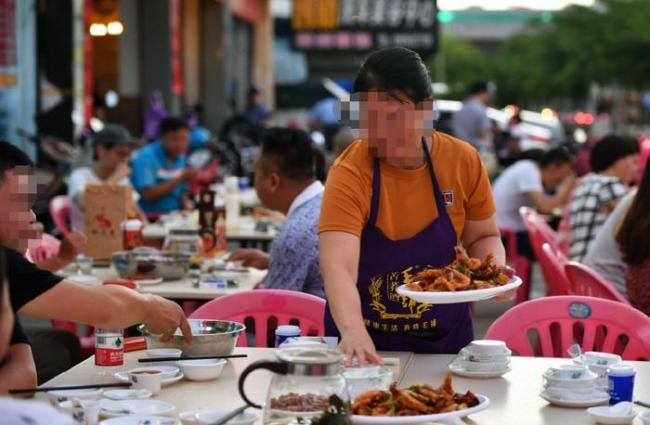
0, 344, 37, 397
320, 231, 382, 366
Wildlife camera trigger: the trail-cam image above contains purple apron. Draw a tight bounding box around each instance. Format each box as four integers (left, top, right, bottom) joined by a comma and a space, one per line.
324, 138, 473, 353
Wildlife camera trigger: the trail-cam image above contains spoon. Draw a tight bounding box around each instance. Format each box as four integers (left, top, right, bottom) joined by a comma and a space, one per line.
567, 344, 585, 365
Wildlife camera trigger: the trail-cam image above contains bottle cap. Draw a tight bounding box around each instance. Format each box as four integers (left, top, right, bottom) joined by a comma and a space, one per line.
607, 364, 636, 377
275, 325, 301, 336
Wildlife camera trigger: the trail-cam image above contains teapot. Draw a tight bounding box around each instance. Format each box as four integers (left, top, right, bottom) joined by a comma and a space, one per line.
238, 347, 348, 425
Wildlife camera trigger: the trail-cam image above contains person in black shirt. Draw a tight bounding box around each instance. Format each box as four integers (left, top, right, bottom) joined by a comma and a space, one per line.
0, 141, 193, 395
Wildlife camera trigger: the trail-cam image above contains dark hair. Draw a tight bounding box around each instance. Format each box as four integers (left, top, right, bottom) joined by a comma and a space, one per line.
518, 147, 573, 168
260, 127, 317, 181
469, 81, 488, 95
0, 141, 33, 182
159, 116, 189, 136
352, 47, 433, 103
589, 135, 640, 172
616, 158, 650, 265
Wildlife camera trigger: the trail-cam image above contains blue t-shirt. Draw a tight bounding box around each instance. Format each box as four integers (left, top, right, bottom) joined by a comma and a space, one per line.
130, 140, 187, 213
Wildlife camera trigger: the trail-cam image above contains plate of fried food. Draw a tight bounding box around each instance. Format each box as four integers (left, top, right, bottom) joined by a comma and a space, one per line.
350, 373, 489, 425
396, 247, 522, 304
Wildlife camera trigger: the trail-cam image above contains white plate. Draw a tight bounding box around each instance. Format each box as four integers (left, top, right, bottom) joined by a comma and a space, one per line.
100, 415, 180, 425
68, 274, 100, 285
103, 389, 152, 400
539, 390, 610, 408
448, 361, 511, 378
100, 399, 176, 418
114, 371, 184, 385
396, 277, 522, 304
135, 277, 164, 286
587, 406, 637, 425
195, 410, 257, 425
350, 394, 490, 425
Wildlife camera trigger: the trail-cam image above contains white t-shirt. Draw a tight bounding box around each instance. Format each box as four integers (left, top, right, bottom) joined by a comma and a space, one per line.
0, 398, 76, 425
67, 167, 140, 232
493, 160, 543, 232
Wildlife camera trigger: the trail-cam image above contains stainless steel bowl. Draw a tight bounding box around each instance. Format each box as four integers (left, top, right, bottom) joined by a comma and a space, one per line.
111, 247, 192, 281
138, 319, 246, 356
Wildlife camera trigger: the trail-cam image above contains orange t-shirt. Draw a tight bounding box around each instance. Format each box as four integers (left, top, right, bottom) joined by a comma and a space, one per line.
318, 132, 495, 240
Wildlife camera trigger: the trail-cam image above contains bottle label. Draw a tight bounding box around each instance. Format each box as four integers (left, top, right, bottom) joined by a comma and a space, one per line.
95, 333, 124, 366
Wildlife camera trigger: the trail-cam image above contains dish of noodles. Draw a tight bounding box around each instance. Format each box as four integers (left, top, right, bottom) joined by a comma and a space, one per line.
350, 374, 489, 425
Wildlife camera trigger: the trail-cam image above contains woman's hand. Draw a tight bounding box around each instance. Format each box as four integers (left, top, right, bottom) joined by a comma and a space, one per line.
339, 327, 383, 367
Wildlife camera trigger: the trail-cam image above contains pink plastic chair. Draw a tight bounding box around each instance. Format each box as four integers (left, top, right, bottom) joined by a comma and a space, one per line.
485, 295, 650, 360
538, 243, 570, 296
519, 207, 561, 254
565, 262, 629, 304
49, 195, 71, 236
190, 289, 326, 347
499, 227, 531, 304
26, 233, 61, 263
51, 320, 95, 359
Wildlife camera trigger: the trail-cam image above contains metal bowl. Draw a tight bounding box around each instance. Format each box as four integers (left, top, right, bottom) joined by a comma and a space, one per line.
138, 319, 246, 356
111, 247, 192, 281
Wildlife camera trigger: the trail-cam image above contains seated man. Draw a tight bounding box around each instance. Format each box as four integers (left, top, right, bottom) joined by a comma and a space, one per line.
0, 247, 76, 424
68, 124, 145, 232
131, 117, 199, 214
0, 141, 192, 395
230, 128, 325, 298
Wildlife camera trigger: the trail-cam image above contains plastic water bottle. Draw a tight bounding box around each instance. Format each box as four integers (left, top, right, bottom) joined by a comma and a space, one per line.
275, 325, 301, 347
607, 364, 636, 404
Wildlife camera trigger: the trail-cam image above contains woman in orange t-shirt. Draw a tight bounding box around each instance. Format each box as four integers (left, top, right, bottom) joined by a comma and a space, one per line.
319, 47, 509, 365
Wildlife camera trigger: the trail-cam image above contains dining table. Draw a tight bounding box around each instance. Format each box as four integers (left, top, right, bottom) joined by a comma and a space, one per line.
38, 347, 650, 424
142, 223, 277, 251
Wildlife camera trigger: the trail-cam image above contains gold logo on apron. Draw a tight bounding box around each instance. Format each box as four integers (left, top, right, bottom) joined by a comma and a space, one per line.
368, 266, 432, 320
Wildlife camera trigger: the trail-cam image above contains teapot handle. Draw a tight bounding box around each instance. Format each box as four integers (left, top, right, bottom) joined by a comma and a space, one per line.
238, 360, 289, 409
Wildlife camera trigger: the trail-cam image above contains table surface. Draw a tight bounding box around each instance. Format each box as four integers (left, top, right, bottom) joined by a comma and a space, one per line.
90, 267, 266, 300
40, 347, 650, 424
143, 223, 276, 242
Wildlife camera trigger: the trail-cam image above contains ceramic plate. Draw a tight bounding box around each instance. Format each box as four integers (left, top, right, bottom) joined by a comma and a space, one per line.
103, 389, 152, 400
539, 390, 610, 408
586, 406, 638, 425
100, 415, 180, 425
194, 410, 257, 425
396, 277, 522, 304
135, 277, 164, 286
448, 361, 511, 379
100, 400, 176, 418
113, 371, 184, 385
350, 394, 490, 425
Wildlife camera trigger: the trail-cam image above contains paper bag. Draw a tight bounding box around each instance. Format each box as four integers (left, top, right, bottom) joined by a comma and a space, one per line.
84, 184, 131, 260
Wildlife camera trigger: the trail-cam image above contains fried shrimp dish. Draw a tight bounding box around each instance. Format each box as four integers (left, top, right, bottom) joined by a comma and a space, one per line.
405, 246, 514, 292
351, 373, 479, 416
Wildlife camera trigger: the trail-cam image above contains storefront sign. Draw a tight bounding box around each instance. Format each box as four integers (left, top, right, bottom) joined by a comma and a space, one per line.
291, 0, 438, 54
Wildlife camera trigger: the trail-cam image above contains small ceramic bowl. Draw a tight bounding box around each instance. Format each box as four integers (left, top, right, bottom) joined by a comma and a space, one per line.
466, 340, 509, 355
177, 359, 226, 381
47, 388, 103, 406
58, 400, 100, 424
585, 352, 622, 367
543, 366, 598, 389
457, 358, 510, 372
640, 410, 650, 425
459, 347, 511, 363
587, 405, 637, 425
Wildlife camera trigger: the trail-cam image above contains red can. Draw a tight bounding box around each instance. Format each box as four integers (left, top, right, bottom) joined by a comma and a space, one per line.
95, 329, 124, 366
122, 219, 143, 250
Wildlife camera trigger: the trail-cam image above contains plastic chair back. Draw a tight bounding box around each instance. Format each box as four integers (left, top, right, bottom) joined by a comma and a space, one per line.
500, 227, 531, 304
51, 321, 95, 358
190, 289, 326, 347
49, 195, 71, 236
565, 262, 629, 304
539, 243, 570, 296
485, 295, 650, 360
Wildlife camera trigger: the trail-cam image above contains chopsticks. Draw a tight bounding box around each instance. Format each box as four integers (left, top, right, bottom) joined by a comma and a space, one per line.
634, 400, 650, 409
9, 382, 131, 394
138, 354, 248, 363
209, 405, 249, 425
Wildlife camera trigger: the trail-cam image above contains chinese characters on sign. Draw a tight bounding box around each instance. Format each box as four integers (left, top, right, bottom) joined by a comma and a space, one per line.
292, 0, 438, 54
0, 0, 18, 87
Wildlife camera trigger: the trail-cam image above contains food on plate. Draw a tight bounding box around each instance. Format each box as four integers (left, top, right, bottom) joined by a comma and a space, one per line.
351, 373, 479, 416
405, 246, 514, 292
270, 393, 330, 412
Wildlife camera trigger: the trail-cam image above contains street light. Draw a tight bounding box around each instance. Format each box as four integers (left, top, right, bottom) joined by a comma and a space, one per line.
89, 23, 107, 37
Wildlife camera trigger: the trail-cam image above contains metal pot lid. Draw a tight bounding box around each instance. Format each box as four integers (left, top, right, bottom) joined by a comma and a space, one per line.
276, 346, 343, 365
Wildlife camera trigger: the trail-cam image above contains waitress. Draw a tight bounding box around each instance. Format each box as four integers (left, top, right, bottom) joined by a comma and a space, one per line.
319, 47, 510, 365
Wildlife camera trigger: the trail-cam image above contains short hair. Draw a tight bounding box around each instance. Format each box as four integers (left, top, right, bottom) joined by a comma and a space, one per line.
590, 135, 640, 172
469, 81, 488, 95
159, 117, 189, 136
260, 127, 316, 181
0, 141, 33, 182
540, 146, 573, 168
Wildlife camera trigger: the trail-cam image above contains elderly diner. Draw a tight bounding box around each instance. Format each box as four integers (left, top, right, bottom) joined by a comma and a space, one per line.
1, 48, 649, 425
